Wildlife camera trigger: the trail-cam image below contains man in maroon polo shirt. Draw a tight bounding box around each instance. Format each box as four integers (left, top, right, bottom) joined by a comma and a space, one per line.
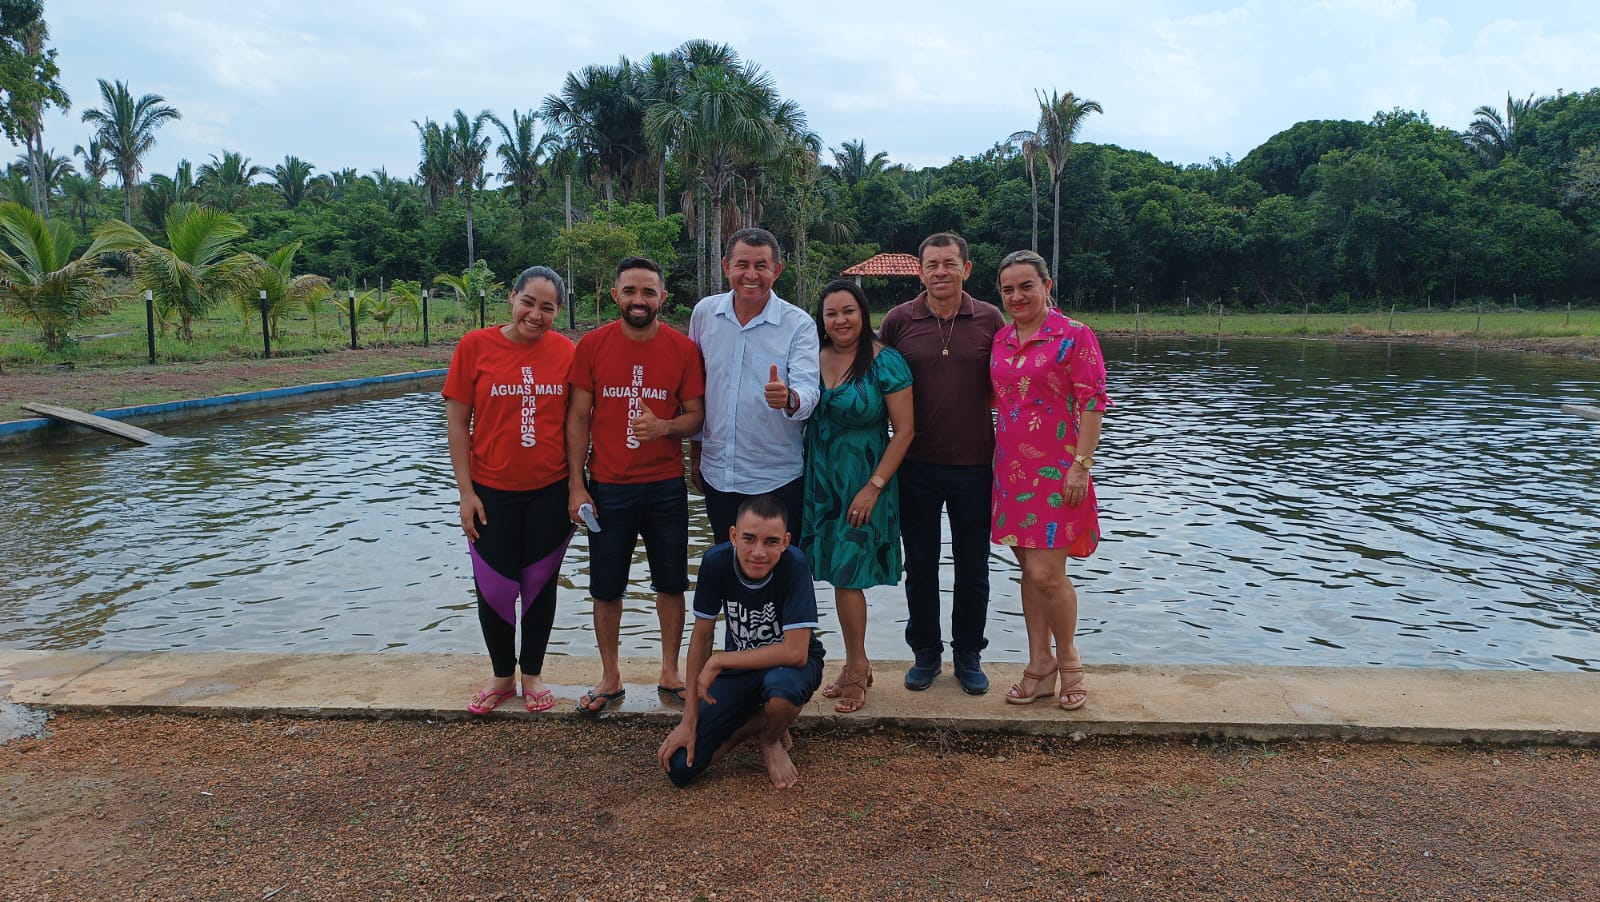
878, 232, 1005, 694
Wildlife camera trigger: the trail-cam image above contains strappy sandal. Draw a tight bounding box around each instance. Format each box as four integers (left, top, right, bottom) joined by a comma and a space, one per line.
830, 666, 873, 714
1005, 667, 1058, 705
1058, 664, 1088, 711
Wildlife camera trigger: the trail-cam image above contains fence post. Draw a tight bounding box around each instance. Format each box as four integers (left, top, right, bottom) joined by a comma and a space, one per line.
259, 290, 271, 358
349, 289, 358, 350
1135, 303, 1140, 335
422, 288, 430, 347
144, 289, 156, 364
1476, 301, 1483, 340
478, 289, 486, 329
1388, 303, 1395, 334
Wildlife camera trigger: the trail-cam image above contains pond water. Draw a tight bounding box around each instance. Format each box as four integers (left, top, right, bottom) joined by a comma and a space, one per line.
2, 336, 1597, 671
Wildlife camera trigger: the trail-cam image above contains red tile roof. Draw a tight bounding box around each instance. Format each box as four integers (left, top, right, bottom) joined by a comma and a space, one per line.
841, 253, 920, 277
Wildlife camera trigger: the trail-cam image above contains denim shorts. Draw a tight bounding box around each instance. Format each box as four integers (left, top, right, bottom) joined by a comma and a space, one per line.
587, 476, 690, 601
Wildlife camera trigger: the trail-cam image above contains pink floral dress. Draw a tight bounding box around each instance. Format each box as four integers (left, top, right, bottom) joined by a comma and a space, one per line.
990, 308, 1112, 556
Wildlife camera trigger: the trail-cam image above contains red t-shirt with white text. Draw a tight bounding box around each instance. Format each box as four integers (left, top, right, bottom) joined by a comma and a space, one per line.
442, 326, 574, 491
570, 321, 705, 484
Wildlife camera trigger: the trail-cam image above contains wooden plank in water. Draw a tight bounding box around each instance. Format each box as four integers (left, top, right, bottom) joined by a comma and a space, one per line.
1561, 404, 1600, 422
21, 402, 174, 446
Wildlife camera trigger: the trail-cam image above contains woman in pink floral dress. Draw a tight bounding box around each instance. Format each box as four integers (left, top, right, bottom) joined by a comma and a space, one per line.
989, 250, 1110, 710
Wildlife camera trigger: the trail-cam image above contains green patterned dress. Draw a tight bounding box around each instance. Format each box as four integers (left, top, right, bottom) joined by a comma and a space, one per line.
802, 347, 914, 588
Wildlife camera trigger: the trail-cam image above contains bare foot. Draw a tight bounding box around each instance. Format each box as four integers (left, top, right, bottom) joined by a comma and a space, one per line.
759, 738, 799, 789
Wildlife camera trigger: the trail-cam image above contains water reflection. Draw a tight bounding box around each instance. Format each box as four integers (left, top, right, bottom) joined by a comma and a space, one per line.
2, 336, 1597, 671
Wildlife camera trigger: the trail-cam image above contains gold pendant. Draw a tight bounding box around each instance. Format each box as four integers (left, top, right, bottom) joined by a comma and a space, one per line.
941, 349, 949, 356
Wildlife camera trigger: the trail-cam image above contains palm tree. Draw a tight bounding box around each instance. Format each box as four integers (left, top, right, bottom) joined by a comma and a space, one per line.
645, 59, 782, 292
79, 79, 181, 224
828, 139, 889, 188
1007, 127, 1042, 251
234, 239, 330, 337
541, 59, 645, 205
59, 172, 96, 234
16, 148, 74, 217
412, 117, 456, 212
140, 160, 199, 232
95, 203, 254, 341
1466, 91, 1552, 166
197, 150, 266, 212
0, 201, 118, 351
447, 109, 495, 267
1033, 89, 1102, 284
271, 155, 316, 209
491, 109, 556, 220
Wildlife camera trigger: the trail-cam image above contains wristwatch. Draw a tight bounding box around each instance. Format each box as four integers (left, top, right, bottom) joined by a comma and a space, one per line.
869, 474, 887, 490
1072, 454, 1095, 470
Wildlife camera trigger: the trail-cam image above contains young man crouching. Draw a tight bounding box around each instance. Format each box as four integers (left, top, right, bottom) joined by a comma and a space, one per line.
657, 494, 825, 789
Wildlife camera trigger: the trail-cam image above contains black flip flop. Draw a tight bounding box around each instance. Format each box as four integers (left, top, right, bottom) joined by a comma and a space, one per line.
656, 685, 687, 706
575, 688, 626, 715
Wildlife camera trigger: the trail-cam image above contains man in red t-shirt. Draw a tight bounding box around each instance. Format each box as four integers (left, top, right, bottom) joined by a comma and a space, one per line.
567, 256, 707, 714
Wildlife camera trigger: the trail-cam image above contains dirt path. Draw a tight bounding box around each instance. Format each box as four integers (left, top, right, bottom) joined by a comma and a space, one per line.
0, 345, 458, 423
4, 713, 1596, 900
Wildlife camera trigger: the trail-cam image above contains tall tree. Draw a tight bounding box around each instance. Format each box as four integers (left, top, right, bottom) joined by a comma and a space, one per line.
197, 149, 266, 212
79, 79, 180, 224
541, 58, 645, 205
491, 108, 555, 220
1006, 127, 1042, 250
412, 117, 456, 213
447, 109, 494, 267
1033, 88, 1102, 284
0, 4, 69, 219
644, 58, 782, 292
1465, 91, 1551, 166
271, 155, 315, 209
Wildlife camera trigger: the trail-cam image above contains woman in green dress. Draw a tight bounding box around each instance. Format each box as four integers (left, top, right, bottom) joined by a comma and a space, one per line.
804, 279, 915, 713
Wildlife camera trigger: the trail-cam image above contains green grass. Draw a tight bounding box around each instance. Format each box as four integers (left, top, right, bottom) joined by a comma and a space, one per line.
1081, 307, 1600, 341
0, 291, 481, 366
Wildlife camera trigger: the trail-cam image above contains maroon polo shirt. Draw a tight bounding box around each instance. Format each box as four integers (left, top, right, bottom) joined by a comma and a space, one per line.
879, 290, 1005, 467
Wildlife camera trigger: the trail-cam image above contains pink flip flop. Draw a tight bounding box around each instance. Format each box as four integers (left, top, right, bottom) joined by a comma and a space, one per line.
524, 689, 556, 713
467, 686, 515, 715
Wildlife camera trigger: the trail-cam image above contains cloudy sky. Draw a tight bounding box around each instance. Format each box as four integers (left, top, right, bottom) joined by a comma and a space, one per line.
27, 0, 1600, 180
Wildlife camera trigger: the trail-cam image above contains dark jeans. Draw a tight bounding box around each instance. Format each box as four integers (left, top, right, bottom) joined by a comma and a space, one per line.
703, 476, 806, 555
666, 656, 824, 788
898, 459, 991, 657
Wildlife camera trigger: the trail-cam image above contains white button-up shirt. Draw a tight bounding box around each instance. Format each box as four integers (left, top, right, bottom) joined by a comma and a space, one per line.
688, 290, 820, 494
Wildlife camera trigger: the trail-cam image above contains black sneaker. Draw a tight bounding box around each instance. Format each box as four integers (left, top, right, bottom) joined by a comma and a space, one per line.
904, 652, 942, 690
953, 651, 989, 695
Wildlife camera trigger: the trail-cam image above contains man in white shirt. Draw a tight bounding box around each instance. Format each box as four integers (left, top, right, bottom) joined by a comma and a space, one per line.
688, 228, 821, 553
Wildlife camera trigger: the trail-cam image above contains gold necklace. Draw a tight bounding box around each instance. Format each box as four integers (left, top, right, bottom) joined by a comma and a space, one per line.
935, 311, 957, 357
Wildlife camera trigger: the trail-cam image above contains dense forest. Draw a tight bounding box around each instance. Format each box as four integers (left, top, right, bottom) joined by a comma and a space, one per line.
4, 1, 1599, 346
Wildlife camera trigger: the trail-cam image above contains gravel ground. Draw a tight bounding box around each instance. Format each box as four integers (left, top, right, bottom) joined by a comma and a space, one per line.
3, 712, 1597, 900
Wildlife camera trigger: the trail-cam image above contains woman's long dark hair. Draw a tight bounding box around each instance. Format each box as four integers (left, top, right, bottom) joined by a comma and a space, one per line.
815, 279, 877, 385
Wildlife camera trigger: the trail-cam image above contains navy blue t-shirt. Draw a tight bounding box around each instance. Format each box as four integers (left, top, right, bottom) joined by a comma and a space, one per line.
693, 544, 826, 662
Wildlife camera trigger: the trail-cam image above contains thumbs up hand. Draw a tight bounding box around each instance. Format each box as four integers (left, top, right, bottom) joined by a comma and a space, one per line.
764, 363, 793, 411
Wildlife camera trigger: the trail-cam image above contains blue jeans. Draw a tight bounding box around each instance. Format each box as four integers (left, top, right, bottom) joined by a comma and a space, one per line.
666, 656, 823, 788
898, 460, 992, 657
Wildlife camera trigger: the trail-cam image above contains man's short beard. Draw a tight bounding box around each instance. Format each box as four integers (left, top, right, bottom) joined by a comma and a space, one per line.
623, 305, 657, 328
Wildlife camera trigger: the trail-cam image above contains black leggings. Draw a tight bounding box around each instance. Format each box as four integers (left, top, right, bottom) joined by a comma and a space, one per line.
471, 480, 571, 678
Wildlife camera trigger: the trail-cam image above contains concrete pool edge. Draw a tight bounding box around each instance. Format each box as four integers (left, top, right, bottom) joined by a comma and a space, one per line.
0, 368, 448, 445
3, 650, 1596, 746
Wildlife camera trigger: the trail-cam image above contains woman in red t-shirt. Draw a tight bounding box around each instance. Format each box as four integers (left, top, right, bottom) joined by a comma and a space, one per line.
443, 265, 576, 715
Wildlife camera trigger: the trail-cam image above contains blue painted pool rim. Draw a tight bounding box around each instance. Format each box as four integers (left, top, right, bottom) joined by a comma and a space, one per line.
0, 368, 448, 441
